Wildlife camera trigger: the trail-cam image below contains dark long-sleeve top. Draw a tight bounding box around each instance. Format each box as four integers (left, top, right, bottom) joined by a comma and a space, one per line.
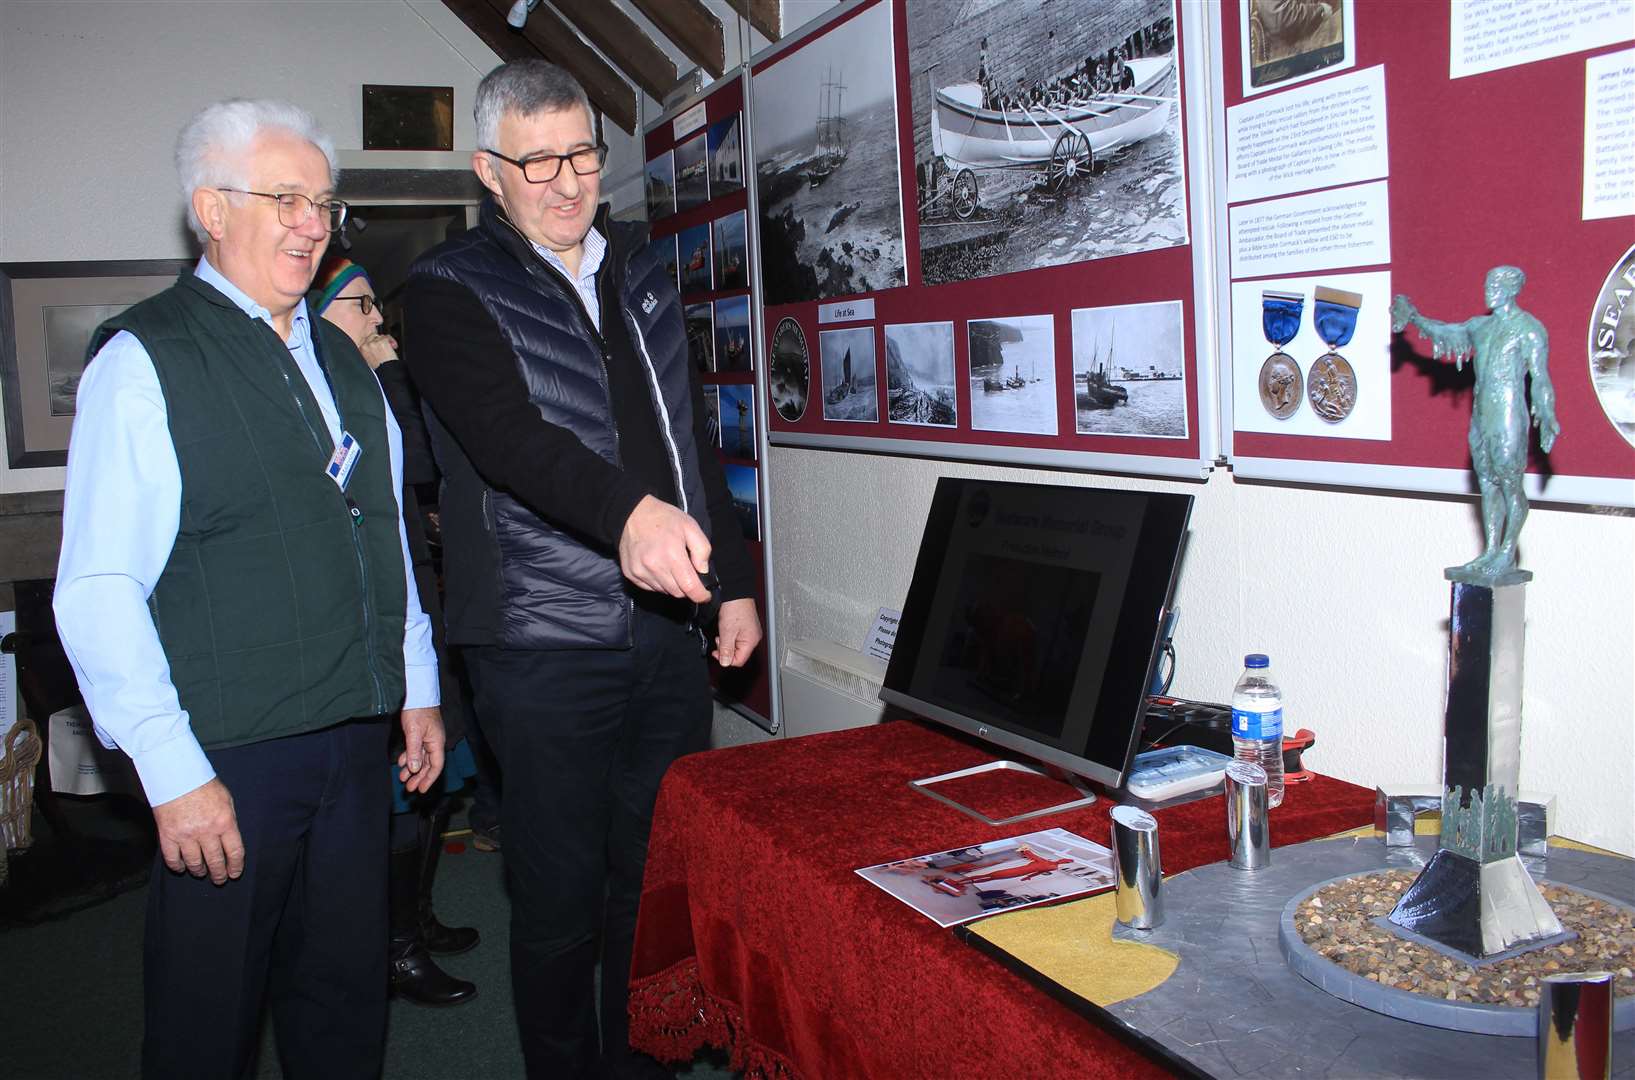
401, 275, 756, 604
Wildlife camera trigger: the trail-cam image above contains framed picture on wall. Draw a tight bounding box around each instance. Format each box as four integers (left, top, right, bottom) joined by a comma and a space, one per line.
0, 259, 190, 469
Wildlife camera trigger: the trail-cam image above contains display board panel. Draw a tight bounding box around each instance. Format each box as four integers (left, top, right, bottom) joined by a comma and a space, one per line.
1214, 1, 1635, 506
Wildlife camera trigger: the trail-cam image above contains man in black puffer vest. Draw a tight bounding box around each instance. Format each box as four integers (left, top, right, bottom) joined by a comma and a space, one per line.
402, 61, 761, 1079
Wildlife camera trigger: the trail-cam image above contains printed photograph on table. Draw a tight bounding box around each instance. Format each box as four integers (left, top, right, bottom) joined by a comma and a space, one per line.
708, 112, 744, 196
723, 462, 761, 541
883, 321, 957, 427
718, 383, 757, 460
702, 383, 721, 447
752, 0, 907, 305
1070, 300, 1187, 438
968, 315, 1057, 435
714, 295, 752, 372
685, 302, 715, 373
1242, 0, 1355, 97
819, 325, 879, 422
678, 222, 713, 294
1590, 243, 1635, 448
905, 0, 1187, 288
713, 211, 748, 291
661, 236, 680, 292
769, 316, 811, 422
674, 131, 710, 212
644, 151, 676, 220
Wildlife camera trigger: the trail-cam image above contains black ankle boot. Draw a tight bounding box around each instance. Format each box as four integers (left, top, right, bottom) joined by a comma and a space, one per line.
418, 803, 480, 956
390, 844, 477, 1006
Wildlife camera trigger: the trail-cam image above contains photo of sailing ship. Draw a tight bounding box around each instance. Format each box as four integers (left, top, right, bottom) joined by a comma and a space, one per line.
752, 0, 906, 304
713, 211, 748, 291
708, 113, 744, 196
674, 131, 709, 212
819, 326, 879, 422
714, 295, 752, 372
968, 315, 1057, 435
644, 151, 675, 220
678, 222, 712, 295
718, 383, 757, 459
724, 462, 761, 541
1070, 301, 1186, 437
685, 302, 715, 372
884, 321, 956, 427
906, 0, 1186, 287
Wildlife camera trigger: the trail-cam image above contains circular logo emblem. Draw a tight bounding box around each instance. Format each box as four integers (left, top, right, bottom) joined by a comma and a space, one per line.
1589, 243, 1635, 448
769, 317, 810, 422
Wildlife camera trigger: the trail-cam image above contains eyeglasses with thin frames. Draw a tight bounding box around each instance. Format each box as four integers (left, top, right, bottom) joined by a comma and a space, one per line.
484, 144, 608, 184
217, 188, 349, 232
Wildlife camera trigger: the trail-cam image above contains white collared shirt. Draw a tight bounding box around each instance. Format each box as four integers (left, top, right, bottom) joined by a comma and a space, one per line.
533, 226, 607, 332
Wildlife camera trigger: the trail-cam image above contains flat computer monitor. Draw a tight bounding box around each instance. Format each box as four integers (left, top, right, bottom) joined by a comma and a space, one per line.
880, 478, 1193, 806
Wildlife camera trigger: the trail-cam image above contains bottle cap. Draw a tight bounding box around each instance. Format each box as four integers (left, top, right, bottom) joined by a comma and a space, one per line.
1244, 653, 1268, 668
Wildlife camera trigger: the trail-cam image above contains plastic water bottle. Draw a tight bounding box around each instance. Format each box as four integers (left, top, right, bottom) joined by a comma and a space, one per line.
1232, 654, 1284, 808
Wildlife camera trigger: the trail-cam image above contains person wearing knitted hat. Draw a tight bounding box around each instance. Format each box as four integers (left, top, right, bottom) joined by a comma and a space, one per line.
314, 254, 481, 1007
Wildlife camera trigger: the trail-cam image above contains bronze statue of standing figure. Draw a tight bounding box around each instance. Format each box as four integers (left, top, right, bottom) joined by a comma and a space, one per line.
1391, 266, 1560, 583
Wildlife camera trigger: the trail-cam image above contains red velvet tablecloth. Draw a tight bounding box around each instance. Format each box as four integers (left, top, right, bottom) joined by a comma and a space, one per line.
629, 720, 1374, 1079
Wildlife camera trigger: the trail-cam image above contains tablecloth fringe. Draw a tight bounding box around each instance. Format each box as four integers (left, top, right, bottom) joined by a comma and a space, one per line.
629, 957, 798, 1079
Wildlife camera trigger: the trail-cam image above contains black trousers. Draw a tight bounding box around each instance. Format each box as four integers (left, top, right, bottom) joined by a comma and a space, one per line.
141, 718, 390, 1080
468, 608, 710, 1079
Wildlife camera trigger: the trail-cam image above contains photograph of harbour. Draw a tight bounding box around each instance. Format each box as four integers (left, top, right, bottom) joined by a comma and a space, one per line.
752, 0, 906, 304
675, 131, 710, 212
714, 295, 752, 372
644, 151, 675, 220
685, 302, 715, 372
884, 321, 957, 427
724, 462, 761, 541
718, 383, 757, 459
678, 222, 713, 295
968, 315, 1057, 435
708, 113, 744, 196
820, 325, 879, 422
906, 0, 1186, 287
1070, 300, 1187, 437
702, 384, 721, 447
769, 317, 811, 422
713, 211, 748, 291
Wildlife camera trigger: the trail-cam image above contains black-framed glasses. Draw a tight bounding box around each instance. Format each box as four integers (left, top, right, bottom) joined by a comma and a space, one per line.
218, 188, 349, 232
484, 144, 608, 184
331, 295, 380, 315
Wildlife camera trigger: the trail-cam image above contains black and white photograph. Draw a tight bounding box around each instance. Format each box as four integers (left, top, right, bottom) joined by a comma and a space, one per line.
43, 304, 119, 415
1070, 300, 1187, 438
678, 222, 713, 294
701, 383, 721, 447
769, 316, 811, 423
713, 211, 748, 291
819, 326, 878, 422
883, 321, 957, 427
1243, 0, 1353, 97
752, 0, 907, 305
685, 302, 715, 373
714, 295, 752, 372
660, 235, 680, 292
906, 0, 1187, 287
644, 150, 676, 220
724, 462, 761, 541
708, 113, 744, 196
674, 131, 710, 212
718, 383, 757, 460
968, 315, 1057, 435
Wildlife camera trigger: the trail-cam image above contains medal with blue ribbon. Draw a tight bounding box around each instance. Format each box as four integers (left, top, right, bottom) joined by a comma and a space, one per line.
1308, 286, 1361, 423
1258, 289, 1305, 419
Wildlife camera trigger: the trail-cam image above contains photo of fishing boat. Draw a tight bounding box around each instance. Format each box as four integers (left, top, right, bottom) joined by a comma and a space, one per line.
967, 315, 1057, 436
1071, 301, 1187, 438
819, 326, 879, 422
907, 0, 1187, 286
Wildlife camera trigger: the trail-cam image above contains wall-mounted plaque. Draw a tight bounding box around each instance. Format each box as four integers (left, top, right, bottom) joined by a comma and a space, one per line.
362, 85, 454, 151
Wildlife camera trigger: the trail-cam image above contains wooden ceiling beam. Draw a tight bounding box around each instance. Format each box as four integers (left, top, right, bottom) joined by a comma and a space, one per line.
477, 0, 638, 133
439, 0, 541, 64
550, 0, 678, 104
723, 0, 780, 44
628, 0, 726, 79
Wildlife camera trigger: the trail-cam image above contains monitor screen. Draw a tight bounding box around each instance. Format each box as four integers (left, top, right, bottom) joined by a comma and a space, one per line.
880, 478, 1193, 790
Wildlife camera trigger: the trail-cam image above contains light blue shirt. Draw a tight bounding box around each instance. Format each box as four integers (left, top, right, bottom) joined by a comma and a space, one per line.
53, 257, 438, 807
534, 226, 606, 332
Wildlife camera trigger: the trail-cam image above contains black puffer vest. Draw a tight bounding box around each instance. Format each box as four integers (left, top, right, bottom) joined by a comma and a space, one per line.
411, 199, 705, 650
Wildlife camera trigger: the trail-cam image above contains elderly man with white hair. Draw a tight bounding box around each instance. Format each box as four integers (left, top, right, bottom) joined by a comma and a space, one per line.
53, 98, 443, 1079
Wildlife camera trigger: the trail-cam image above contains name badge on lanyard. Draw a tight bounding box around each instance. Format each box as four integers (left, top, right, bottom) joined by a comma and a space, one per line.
326, 431, 363, 491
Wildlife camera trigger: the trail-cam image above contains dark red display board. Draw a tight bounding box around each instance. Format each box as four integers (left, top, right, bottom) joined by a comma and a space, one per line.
1221, 2, 1634, 501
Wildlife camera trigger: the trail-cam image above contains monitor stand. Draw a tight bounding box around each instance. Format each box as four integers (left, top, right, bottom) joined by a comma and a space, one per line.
908, 760, 1097, 827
